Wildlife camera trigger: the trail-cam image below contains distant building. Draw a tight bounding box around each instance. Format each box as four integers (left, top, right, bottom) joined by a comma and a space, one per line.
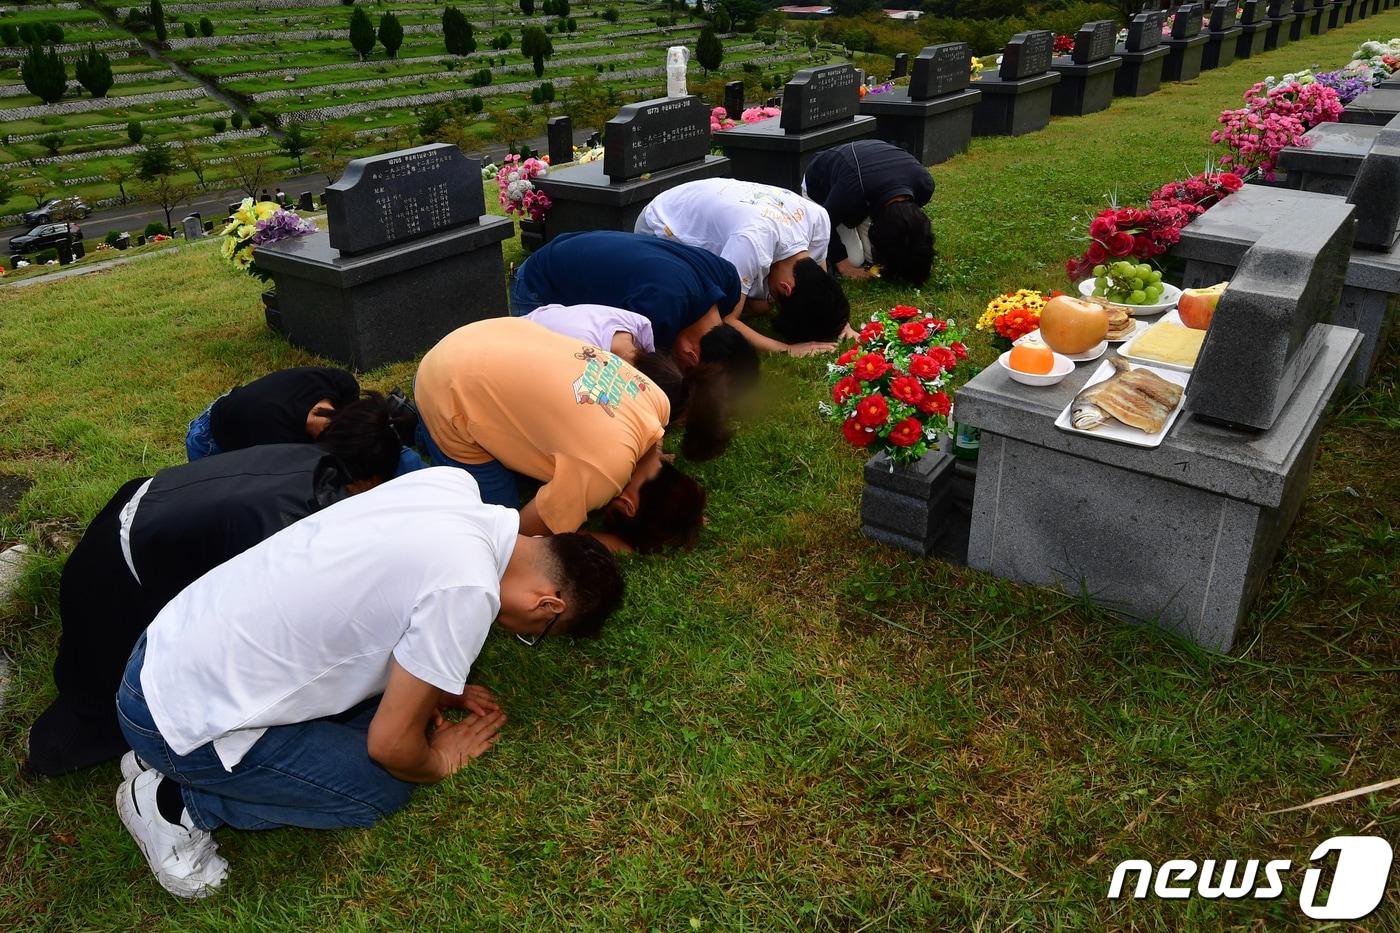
777, 4, 833, 18
882, 8, 921, 19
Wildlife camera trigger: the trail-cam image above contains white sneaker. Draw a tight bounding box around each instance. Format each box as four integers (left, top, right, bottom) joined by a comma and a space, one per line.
120, 750, 151, 783
116, 770, 228, 898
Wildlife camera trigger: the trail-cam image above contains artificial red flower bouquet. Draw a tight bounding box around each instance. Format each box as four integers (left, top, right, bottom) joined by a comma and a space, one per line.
823, 304, 965, 464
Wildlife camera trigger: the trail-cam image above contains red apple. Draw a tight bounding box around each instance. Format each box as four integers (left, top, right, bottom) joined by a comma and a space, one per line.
1178, 281, 1228, 330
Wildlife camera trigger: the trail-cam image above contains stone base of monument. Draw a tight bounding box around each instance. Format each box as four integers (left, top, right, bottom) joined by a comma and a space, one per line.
1328, 0, 1345, 27
1278, 122, 1383, 196
518, 218, 545, 253
1175, 185, 1400, 388
1161, 35, 1208, 83
1355, 0, 1369, 18
1113, 46, 1169, 97
1235, 22, 1267, 59
256, 217, 513, 371
1289, 10, 1308, 40
970, 72, 1060, 137
1049, 56, 1122, 117
1308, 5, 1329, 33
860, 451, 955, 556
532, 155, 730, 243
1263, 15, 1295, 50
956, 327, 1360, 653
1344, 0, 1356, 21
262, 288, 282, 334
716, 116, 876, 191
859, 87, 981, 166
1201, 27, 1242, 70
1342, 90, 1400, 127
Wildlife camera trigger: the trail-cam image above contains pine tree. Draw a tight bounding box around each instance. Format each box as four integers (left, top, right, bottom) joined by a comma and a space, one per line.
520, 0, 535, 13
520, 25, 553, 78
378, 11, 403, 58
150, 0, 167, 42
443, 6, 476, 55
21, 44, 66, 105
696, 26, 723, 75
349, 5, 375, 59
199, 16, 213, 36
73, 45, 114, 98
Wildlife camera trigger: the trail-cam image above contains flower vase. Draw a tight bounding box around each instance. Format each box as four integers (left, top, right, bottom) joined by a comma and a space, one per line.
262, 288, 285, 335
860, 450, 958, 556
519, 218, 545, 254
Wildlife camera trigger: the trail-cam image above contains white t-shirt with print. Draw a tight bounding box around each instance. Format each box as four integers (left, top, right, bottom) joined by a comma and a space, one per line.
637, 178, 830, 300
140, 468, 518, 771
522, 303, 657, 354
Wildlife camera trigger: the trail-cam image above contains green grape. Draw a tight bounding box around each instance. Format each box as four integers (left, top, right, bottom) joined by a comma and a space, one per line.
1092, 264, 1106, 276
1092, 286, 1105, 297
1149, 269, 1163, 283
1145, 284, 1163, 299
1128, 290, 1147, 304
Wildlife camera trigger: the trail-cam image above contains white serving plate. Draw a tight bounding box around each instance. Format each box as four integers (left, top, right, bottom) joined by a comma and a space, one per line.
1053, 358, 1190, 449
1117, 310, 1205, 373
996, 348, 1076, 386
1077, 278, 1182, 317
1014, 329, 1108, 362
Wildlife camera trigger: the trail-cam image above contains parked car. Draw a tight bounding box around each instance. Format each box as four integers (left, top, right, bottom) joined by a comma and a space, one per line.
22, 197, 90, 225
9, 222, 82, 255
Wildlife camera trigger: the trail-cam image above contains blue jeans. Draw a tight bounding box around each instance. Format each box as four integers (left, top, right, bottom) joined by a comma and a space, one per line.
184, 404, 223, 461
414, 420, 521, 509
395, 446, 427, 476
508, 260, 545, 316
116, 637, 414, 832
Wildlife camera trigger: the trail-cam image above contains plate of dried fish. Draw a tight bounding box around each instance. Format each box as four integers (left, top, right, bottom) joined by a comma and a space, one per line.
1054, 357, 1189, 448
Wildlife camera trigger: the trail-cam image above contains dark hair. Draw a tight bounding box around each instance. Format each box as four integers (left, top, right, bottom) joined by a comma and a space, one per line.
315, 391, 404, 482
632, 352, 732, 462
604, 462, 705, 553
697, 322, 760, 391
541, 532, 624, 639
870, 200, 934, 285
772, 258, 849, 343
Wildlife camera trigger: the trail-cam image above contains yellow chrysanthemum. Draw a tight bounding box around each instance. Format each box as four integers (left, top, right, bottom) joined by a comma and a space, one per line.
220, 220, 239, 237
254, 201, 280, 220
976, 289, 1046, 331
220, 236, 237, 260
232, 246, 255, 269
237, 224, 256, 240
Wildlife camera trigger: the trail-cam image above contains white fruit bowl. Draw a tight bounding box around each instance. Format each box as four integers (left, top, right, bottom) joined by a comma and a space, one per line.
1077, 278, 1182, 316
997, 349, 1076, 386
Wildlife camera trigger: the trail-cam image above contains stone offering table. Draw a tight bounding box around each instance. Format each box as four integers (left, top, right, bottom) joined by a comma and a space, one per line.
1278, 120, 1387, 195
972, 31, 1060, 137
956, 326, 1359, 652
1115, 11, 1170, 97
859, 43, 982, 166
1201, 2, 1243, 70
533, 95, 729, 243
717, 64, 876, 190
1049, 21, 1122, 117
1162, 4, 1209, 83
1342, 90, 1400, 127
257, 143, 512, 370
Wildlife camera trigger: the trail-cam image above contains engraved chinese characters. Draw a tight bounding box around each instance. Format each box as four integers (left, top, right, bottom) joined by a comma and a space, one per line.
602, 95, 712, 182
780, 64, 860, 132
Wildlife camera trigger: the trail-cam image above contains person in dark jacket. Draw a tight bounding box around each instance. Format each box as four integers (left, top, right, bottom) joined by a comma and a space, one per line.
802, 139, 935, 284
25, 444, 379, 778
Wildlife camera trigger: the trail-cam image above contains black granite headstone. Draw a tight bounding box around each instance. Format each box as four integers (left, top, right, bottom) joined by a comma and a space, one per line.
779, 64, 860, 132
324, 143, 483, 257
1242, 0, 1262, 22
203, 219, 214, 233
1172, 2, 1204, 36
227, 201, 241, 217
724, 80, 745, 120
601, 95, 711, 182
1346, 125, 1400, 251
135, 235, 146, 247
296, 191, 315, 212
1141, 0, 1162, 9
547, 115, 573, 166
892, 53, 908, 78
999, 31, 1054, 80
1210, 0, 1238, 28
910, 43, 971, 100
1127, 11, 1167, 50
1072, 20, 1118, 63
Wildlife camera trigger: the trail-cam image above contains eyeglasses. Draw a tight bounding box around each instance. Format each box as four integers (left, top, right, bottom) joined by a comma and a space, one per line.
515, 599, 562, 648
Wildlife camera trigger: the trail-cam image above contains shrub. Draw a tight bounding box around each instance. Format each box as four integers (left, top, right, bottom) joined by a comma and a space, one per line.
471, 67, 491, 87
104, 230, 121, 246
183, 20, 195, 37
127, 120, 144, 144
0, 25, 18, 46
211, 116, 226, 133
470, 94, 483, 113
602, 6, 620, 22
248, 111, 264, 128
37, 247, 58, 263
45, 23, 64, 43
231, 111, 244, 129
199, 16, 213, 36
39, 133, 62, 155
143, 221, 167, 237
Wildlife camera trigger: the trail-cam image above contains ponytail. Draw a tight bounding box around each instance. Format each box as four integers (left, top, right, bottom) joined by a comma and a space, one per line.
632, 352, 733, 462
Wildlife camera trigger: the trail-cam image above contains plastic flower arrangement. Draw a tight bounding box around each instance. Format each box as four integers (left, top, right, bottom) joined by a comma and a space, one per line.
572, 144, 605, 164
1350, 39, 1400, 82
496, 154, 552, 222
970, 57, 985, 80
859, 81, 894, 97
976, 289, 1048, 346
1312, 69, 1373, 106
1212, 76, 1343, 180
710, 105, 781, 132
1053, 34, 1075, 56
821, 304, 966, 465
220, 198, 317, 281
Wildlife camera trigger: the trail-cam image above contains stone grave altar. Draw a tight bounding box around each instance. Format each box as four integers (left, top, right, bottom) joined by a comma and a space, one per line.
956, 210, 1361, 653
1050, 20, 1123, 117
716, 64, 876, 190
1277, 114, 1399, 195
533, 95, 728, 243
1342, 89, 1400, 127
971, 31, 1061, 137
858, 43, 982, 166
1234, 0, 1269, 59
1174, 156, 1400, 387
1201, 0, 1243, 70
256, 143, 512, 370
1115, 11, 1170, 97
1162, 3, 1209, 82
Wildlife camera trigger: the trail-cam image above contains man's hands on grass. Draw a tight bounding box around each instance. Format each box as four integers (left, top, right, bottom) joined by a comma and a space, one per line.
786, 341, 838, 358
439, 683, 500, 717
428, 707, 506, 777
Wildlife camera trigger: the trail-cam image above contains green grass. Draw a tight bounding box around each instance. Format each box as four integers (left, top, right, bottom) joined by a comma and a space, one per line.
1, 15, 1399, 930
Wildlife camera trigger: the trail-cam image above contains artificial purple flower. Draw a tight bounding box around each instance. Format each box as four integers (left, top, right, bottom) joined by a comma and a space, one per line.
1312, 70, 1374, 106
251, 210, 317, 246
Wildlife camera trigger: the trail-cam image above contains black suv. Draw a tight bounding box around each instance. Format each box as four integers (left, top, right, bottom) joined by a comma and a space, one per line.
23, 197, 91, 225
9, 222, 83, 255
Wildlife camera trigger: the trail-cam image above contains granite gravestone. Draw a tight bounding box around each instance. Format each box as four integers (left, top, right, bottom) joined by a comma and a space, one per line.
297, 191, 315, 212
182, 216, 203, 240
1163, 2, 1209, 81
779, 64, 860, 132
893, 53, 908, 78
1235, 0, 1267, 59
1117, 11, 1170, 96
725, 80, 745, 120
1185, 202, 1355, 431
1346, 125, 1400, 251
1202, 0, 1242, 68
1126, 10, 1166, 50
909, 42, 971, 99
1210, 0, 1238, 28
602, 95, 711, 182
1241, 0, 1262, 21
324, 144, 482, 257
547, 115, 573, 166
999, 31, 1054, 80
1171, 2, 1204, 36
1072, 20, 1117, 64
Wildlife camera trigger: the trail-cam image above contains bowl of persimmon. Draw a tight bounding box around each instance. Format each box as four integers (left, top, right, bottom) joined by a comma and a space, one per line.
996, 340, 1076, 386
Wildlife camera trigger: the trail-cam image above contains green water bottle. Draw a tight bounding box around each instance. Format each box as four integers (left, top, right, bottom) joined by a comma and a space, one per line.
951, 413, 979, 462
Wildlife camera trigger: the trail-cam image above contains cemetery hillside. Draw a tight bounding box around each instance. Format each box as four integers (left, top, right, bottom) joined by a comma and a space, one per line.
1, 0, 1399, 928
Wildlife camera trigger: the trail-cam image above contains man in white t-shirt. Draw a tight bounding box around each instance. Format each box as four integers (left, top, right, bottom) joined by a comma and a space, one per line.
113, 468, 623, 899
636, 178, 852, 358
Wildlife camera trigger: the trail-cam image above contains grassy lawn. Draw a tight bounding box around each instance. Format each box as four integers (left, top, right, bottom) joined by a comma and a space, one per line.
0, 14, 1398, 930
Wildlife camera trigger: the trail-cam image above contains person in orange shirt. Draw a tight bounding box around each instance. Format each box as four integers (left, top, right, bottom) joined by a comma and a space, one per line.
414, 318, 709, 552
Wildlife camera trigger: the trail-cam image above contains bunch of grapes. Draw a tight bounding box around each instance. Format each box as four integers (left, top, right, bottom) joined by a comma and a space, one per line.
1089, 261, 1164, 306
